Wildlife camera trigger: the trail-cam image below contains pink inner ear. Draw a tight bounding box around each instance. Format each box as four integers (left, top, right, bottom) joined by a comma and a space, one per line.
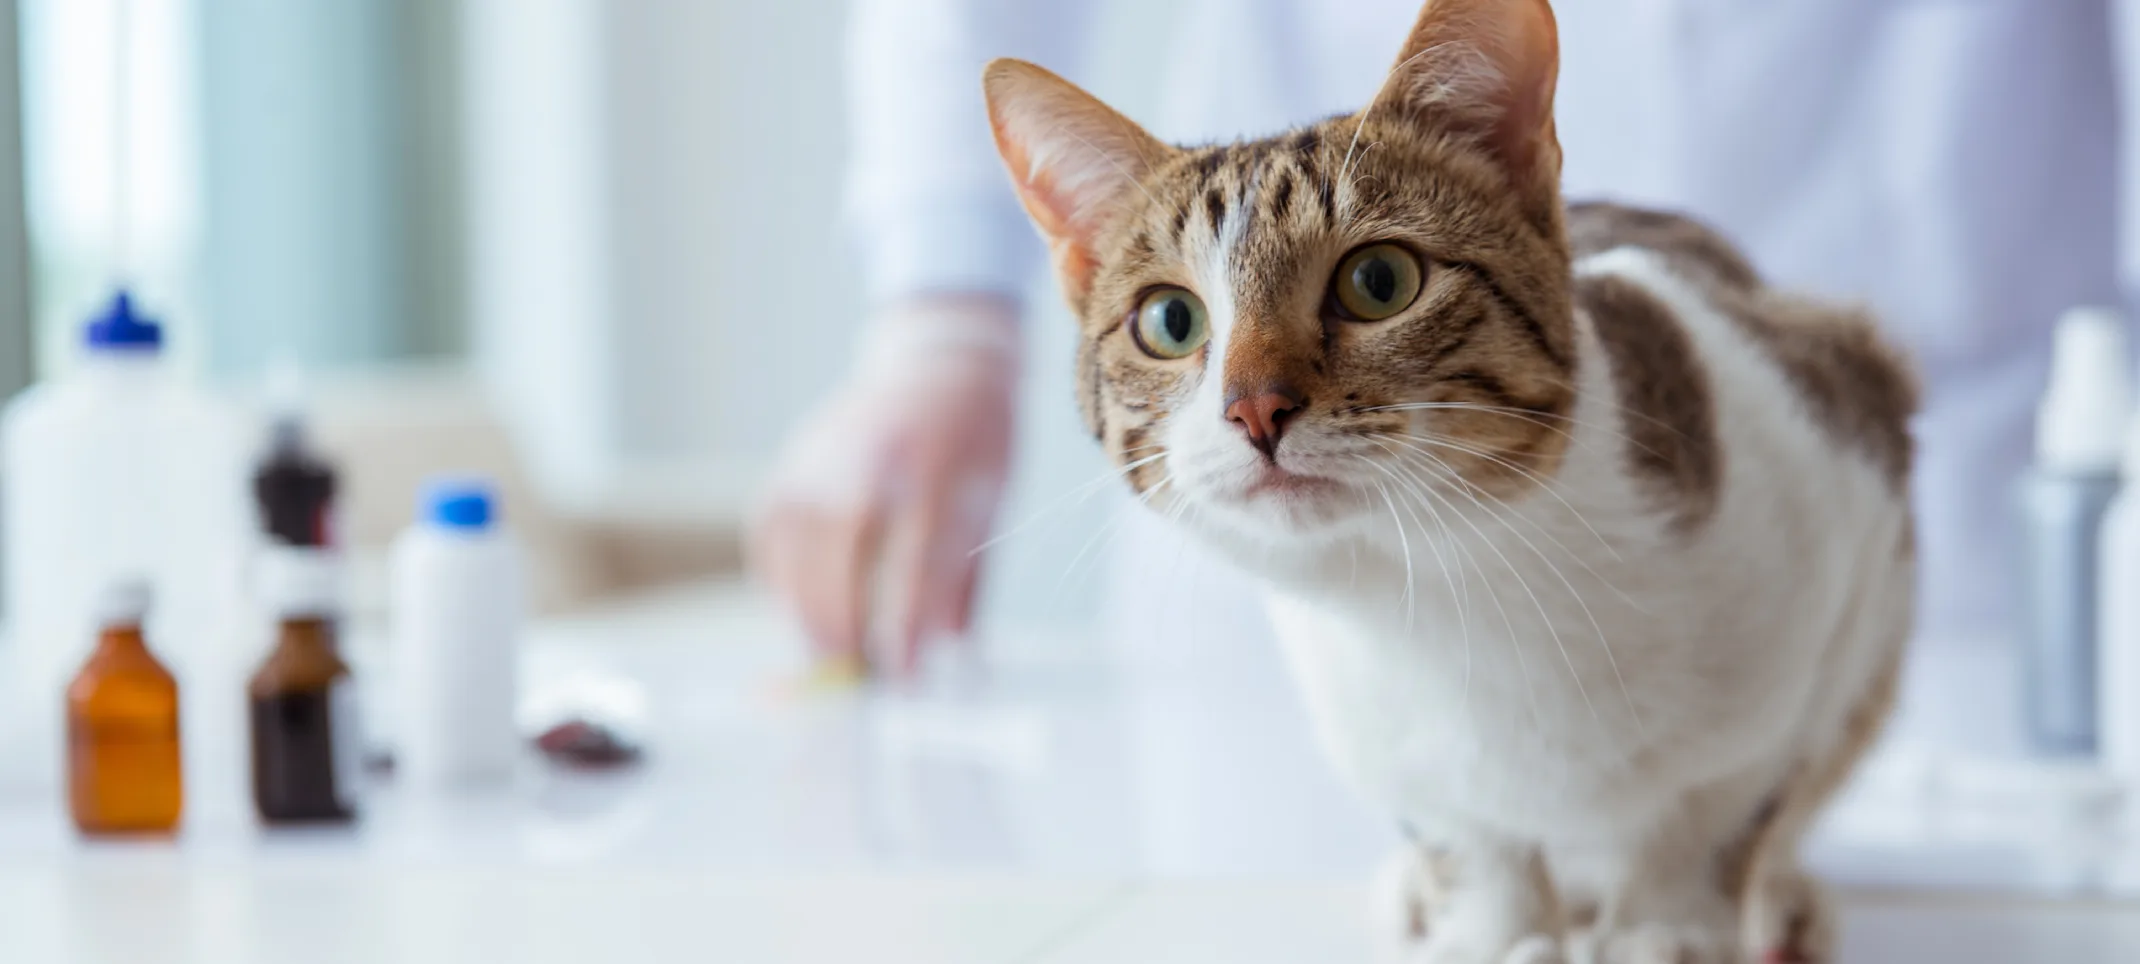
991, 124, 1102, 297
985, 60, 1171, 303
1379, 0, 1561, 178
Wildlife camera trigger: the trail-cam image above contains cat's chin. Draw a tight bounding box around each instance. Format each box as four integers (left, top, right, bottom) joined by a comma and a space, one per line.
1188, 467, 1369, 538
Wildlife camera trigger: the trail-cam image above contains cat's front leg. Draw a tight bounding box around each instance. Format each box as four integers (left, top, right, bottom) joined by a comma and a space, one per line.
1377, 832, 1567, 964
1742, 863, 1835, 964
1569, 860, 1832, 964
1566, 829, 1743, 964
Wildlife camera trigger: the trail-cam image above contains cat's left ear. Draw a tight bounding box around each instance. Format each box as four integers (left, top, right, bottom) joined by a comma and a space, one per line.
984, 59, 1173, 303
1371, 0, 1562, 189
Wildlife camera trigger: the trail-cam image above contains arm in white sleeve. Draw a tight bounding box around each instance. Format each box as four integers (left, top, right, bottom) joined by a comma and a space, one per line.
844, 0, 1099, 307
2118, 0, 2140, 318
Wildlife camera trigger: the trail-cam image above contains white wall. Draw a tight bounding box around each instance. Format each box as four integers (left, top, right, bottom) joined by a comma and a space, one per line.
460, 0, 617, 502
460, 0, 1183, 627
198, 0, 405, 376
460, 0, 851, 502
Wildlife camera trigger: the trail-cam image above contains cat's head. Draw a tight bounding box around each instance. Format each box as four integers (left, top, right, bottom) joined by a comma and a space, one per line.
985, 0, 1575, 545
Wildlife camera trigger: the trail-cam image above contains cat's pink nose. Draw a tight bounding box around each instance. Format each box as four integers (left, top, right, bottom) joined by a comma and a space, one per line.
1225, 388, 1304, 460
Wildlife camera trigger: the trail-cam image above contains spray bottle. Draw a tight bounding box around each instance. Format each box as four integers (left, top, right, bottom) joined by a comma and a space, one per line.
2021, 308, 2128, 756
2093, 320, 2140, 780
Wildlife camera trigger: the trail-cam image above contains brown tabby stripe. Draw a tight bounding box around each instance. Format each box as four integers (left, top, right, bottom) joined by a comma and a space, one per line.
1720, 292, 1917, 492
1203, 187, 1227, 238
1439, 369, 1517, 409
1576, 273, 1721, 534
1295, 152, 1322, 197
1269, 172, 1295, 220
1566, 202, 1760, 293
1075, 339, 1106, 442
1564, 202, 1913, 492
1444, 261, 1568, 371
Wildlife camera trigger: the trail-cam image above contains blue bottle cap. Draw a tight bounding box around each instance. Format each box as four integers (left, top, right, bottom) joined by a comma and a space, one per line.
422, 477, 496, 531
82, 290, 163, 352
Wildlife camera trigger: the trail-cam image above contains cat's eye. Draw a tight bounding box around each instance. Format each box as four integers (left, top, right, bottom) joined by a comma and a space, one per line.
1332, 243, 1424, 321
1131, 287, 1210, 359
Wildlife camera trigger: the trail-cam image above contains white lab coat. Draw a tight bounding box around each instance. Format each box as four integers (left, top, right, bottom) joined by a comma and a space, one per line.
845, 0, 2133, 866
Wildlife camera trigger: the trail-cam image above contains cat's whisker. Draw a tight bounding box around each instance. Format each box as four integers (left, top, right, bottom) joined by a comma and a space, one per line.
1355, 453, 1476, 734
1383, 442, 1645, 738
1362, 473, 1418, 631
1354, 455, 1461, 638
1372, 442, 1601, 726
1374, 431, 1635, 583
1395, 443, 1643, 724
1046, 472, 1181, 618
1376, 428, 1626, 566
1377, 450, 1535, 730
1362, 400, 1677, 466
1044, 505, 1131, 622
1445, 368, 1709, 453
970, 449, 1170, 557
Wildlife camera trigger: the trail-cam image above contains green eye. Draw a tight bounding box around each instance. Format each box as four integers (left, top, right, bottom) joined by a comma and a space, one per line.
1333, 243, 1424, 320
1132, 287, 1209, 359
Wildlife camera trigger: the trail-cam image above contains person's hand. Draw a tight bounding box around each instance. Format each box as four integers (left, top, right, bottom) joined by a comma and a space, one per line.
751, 294, 1020, 674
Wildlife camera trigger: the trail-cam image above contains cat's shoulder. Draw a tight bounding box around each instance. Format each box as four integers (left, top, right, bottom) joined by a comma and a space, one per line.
1566, 201, 1761, 294
1565, 201, 1918, 491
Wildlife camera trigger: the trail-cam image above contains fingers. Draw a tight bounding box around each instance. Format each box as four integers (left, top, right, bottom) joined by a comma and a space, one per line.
889, 479, 958, 674
752, 362, 1013, 674
948, 554, 983, 635
890, 471, 999, 673
754, 497, 883, 665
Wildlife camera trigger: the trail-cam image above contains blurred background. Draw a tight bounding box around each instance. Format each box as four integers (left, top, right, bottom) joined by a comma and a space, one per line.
0, 0, 1180, 623
4, 1, 2140, 961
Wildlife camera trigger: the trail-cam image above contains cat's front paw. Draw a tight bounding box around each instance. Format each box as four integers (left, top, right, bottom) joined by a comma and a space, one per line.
1415, 933, 1566, 964
1743, 868, 1835, 963
1375, 846, 1453, 947
1568, 922, 1736, 964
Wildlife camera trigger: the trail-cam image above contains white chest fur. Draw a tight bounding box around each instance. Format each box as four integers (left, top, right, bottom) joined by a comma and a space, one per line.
1247, 250, 1912, 849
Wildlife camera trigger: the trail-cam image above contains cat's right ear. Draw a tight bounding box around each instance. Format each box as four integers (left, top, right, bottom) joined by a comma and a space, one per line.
984, 59, 1171, 303
1372, 0, 1561, 192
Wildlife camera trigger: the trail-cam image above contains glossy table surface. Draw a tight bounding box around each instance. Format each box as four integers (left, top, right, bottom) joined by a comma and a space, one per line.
3, 580, 2139, 962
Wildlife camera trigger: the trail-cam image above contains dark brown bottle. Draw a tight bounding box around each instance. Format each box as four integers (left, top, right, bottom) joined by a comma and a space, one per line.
249, 548, 359, 825
67, 579, 184, 836
254, 416, 337, 548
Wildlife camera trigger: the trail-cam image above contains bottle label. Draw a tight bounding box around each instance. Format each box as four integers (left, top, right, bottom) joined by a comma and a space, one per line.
329, 679, 364, 808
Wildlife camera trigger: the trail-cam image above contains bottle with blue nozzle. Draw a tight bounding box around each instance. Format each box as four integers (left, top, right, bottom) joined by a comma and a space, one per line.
389, 476, 526, 788
1, 290, 253, 795
82, 290, 164, 352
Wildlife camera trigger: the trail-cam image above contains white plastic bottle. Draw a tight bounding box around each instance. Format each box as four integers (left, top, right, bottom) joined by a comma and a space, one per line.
390, 478, 525, 788
2021, 308, 2129, 756
2099, 382, 2140, 781
0, 292, 253, 796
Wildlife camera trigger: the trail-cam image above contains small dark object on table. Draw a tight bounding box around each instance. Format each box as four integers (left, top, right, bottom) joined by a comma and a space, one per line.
536, 719, 643, 769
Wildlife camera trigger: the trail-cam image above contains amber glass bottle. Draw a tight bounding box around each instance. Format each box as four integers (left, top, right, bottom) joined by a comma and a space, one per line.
249, 548, 359, 824
66, 579, 184, 836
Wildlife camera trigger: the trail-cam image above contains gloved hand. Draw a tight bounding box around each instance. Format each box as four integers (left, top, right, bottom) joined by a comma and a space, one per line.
750, 293, 1020, 674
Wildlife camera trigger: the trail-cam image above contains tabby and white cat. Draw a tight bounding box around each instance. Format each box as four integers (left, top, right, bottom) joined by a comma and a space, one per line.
982, 0, 1915, 961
